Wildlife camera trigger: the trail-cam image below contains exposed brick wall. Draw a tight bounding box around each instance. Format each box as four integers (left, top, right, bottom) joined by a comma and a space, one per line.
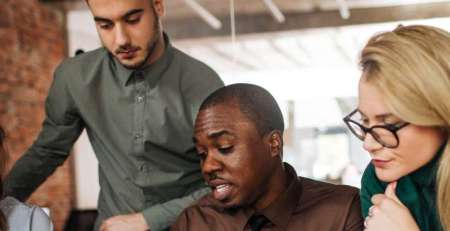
0, 1, 73, 230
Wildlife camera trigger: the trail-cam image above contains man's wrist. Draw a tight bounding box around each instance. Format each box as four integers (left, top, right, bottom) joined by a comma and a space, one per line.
136, 213, 150, 230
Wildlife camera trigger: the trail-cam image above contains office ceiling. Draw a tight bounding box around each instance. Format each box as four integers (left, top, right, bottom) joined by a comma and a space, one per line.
52, 0, 450, 39
62, 0, 450, 76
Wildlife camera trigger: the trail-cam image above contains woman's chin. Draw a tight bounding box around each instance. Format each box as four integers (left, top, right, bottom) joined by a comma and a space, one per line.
375, 168, 402, 183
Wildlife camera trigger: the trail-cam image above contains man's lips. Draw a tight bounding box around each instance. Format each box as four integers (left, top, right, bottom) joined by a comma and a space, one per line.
208, 178, 233, 201
117, 48, 140, 59
213, 184, 233, 201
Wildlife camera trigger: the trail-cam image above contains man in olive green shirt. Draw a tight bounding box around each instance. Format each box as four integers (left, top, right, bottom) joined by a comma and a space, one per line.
4, 0, 223, 230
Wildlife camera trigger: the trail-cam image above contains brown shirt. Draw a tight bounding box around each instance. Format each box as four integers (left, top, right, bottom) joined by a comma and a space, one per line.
171, 164, 363, 231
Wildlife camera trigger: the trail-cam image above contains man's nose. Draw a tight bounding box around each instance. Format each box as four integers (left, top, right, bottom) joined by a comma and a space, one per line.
202, 153, 222, 175
115, 23, 131, 47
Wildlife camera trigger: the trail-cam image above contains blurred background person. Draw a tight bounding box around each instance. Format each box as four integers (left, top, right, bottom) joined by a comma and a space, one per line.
0, 127, 53, 231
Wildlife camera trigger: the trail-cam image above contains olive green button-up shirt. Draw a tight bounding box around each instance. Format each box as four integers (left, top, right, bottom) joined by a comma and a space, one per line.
4, 34, 224, 231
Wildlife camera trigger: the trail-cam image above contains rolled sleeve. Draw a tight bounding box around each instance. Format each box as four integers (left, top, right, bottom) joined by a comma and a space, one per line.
142, 187, 210, 231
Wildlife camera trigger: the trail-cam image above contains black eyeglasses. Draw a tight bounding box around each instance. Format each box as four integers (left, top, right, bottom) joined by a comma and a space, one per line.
343, 109, 409, 148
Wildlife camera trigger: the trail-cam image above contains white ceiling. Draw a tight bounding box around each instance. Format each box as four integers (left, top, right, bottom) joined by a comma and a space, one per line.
173, 17, 450, 75
67, 8, 450, 100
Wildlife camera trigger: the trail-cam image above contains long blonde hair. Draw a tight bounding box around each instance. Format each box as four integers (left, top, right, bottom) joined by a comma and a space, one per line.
360, 25, 450, 230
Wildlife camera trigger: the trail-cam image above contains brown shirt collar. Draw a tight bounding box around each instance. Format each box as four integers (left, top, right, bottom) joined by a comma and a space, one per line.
257, 163, 301, 230
197, 163, 301, 230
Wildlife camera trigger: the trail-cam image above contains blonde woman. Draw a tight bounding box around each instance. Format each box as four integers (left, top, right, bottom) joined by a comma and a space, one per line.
343, 25, 450, 231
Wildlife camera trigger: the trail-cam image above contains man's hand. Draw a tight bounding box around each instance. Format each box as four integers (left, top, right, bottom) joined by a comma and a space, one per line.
100, 213, 149, 231
364, 182, 420, 231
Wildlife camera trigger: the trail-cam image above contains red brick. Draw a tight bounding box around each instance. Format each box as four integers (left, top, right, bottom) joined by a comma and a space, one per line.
0, 1, 73, 230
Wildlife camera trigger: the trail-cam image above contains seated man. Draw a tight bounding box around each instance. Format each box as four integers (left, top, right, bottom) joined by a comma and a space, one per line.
171, 83, 364, 231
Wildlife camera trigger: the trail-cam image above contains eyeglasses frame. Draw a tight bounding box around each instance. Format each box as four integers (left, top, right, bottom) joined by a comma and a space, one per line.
343, 109, 410, 148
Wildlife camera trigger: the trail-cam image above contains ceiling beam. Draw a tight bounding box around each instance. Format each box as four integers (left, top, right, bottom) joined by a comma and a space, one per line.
164, 2, 450, 39
183, 0, 222, 29
261, 0, 286, 23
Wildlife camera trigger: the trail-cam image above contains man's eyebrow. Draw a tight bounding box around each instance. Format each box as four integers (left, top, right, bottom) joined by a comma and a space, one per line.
94, 16, 112, 23
192, 130, 235, 144
93, 9, 143, 23
122, 9, 144, 19
208, 130, 233, 139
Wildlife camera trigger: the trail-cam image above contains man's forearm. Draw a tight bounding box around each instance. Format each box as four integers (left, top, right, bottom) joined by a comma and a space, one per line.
4, 145, 69, 201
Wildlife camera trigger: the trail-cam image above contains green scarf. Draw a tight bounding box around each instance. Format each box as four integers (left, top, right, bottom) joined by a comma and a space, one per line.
360, 144, 445, 231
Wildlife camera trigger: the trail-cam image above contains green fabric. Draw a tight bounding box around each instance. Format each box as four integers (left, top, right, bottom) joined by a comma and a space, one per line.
360, 144, 445, 231
4, 33, 224, 231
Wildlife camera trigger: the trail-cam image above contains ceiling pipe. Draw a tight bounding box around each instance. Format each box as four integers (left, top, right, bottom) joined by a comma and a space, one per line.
230, 0, 237, 66
262, 0, 286, 23
336, 0, 350, 19
184, 0, 222, 29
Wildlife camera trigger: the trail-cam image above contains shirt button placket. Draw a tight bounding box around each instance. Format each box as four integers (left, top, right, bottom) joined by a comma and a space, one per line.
133, 71, 146, 147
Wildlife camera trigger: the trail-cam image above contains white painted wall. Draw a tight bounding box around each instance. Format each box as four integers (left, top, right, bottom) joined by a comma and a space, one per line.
68, 10, 101, 210
72, 130, 100, 209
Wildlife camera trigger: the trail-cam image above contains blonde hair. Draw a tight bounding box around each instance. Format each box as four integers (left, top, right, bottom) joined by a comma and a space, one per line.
360, 25, 450, 230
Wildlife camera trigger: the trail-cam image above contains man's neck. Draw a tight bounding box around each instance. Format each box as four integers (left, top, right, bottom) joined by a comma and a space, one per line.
253, 165, 288, 211
142, 32, 166, 68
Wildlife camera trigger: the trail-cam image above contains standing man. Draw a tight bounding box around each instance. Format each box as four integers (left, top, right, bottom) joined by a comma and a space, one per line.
4, 0, 224, 230
172, 83, 363, 230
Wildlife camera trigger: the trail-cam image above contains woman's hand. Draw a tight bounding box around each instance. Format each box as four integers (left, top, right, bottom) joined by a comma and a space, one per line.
364, 182, 420, 231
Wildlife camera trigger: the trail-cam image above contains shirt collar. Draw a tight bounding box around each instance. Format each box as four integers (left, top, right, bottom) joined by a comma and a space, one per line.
111, 32, 174, 87
203, 163, 301, 231
409, 141, 446, 187
199, 196, 254, 230
257, 163, 301, 231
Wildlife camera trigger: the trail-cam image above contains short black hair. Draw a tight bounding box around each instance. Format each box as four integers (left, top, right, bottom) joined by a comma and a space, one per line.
199, 83, 284, 136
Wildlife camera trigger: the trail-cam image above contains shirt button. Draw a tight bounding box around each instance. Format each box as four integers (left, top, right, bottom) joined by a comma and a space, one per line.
135, 71, 144, 81
134, 133, 142, 140
136, 95, 144, 103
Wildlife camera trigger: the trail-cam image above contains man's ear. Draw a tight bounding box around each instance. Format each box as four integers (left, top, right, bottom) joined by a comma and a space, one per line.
267, 130, 283, 157
153, 0, 166, 17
